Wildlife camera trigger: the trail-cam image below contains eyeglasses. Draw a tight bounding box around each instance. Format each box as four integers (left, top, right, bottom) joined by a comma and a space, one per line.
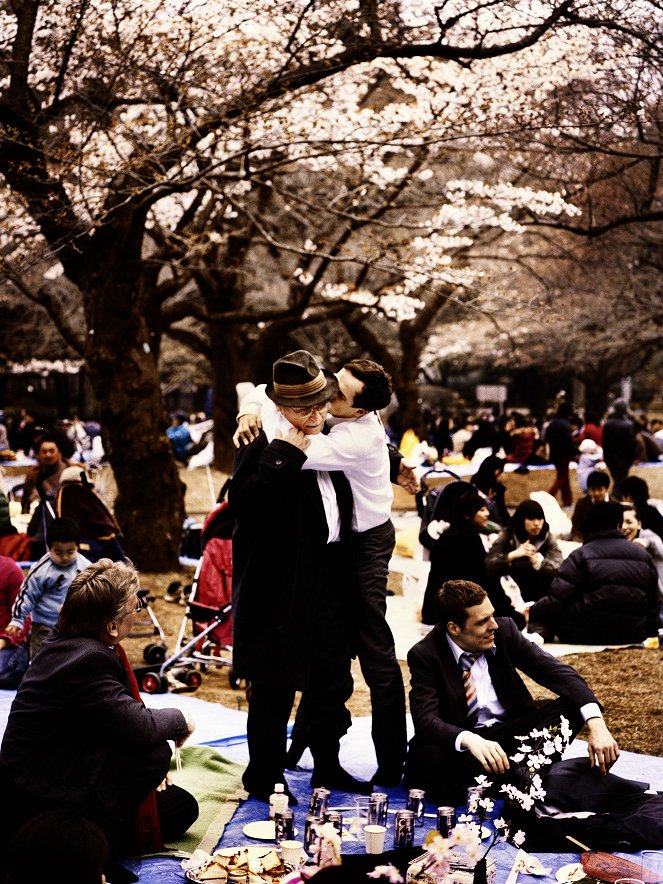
132, 596, 147, 614
285, 400, 332, 417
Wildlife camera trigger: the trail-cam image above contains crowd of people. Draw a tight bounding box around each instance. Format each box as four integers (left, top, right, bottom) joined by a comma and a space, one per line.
0, 360, 663, 879
409, 397, 663, 505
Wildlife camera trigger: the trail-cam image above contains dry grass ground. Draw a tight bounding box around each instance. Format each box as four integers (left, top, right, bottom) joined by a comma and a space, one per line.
121, 462, 663, 759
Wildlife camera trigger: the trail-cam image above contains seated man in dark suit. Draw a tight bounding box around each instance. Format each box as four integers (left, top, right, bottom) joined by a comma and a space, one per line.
405, 579, 619, 803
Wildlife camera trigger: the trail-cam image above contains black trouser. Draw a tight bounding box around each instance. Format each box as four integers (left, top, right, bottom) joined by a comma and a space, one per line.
350, 519, 406, 776
243, 543, 353, 794
405, 698, 584, 805
0, 743, 197, 862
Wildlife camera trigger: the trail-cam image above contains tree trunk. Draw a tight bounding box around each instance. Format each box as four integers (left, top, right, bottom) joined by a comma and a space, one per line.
394, 324, 425, 437
83, 219, 185, 571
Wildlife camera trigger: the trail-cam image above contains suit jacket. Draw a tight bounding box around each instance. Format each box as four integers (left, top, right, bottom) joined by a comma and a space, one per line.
230, 431, 353, 689
408, 617, 598, 752
0, 631, 188, 804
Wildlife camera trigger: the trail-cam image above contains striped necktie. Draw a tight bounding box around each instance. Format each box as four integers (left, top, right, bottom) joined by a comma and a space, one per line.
460, 652, 482, 725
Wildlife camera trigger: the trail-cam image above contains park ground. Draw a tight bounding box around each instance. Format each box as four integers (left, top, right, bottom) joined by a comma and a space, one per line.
123, 463, 663, 759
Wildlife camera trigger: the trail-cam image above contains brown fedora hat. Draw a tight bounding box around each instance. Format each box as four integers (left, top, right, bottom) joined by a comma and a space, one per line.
266, 350, 338, 407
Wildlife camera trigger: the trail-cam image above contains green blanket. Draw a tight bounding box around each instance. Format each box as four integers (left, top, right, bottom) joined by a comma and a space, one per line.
167, 744, 247, 854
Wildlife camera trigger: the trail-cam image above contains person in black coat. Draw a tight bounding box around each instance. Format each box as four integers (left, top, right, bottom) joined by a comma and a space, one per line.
230, 350, 367, 802
0, 559, 197, 878
544, 404, 576, 507
529, 502, 659, 644
421, 488, 523, 627
405, 579, 619, 803
602, 399, 638, 494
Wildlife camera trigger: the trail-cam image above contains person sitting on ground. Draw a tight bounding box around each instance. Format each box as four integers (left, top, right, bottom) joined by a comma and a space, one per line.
619, 475, 663, 541
471, 455, 509, 527
405, 579, 619, 805
166, 412, 193, 463
6, 810, 109, 884
0, 554, 29, 689
0, 558, 198, 878
56, 466, 126, 562
5, 517, 91, 660
528, 502, 659, 645
421, 488, 523, 628
621, 505, 663, 624
21, 434, 74, 558
570, 470, 613, 543
485, 499, 563, 603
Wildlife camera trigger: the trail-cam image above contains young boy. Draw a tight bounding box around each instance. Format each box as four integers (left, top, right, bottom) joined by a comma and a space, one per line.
570, 470, 612, 542
5, 517, 91, 659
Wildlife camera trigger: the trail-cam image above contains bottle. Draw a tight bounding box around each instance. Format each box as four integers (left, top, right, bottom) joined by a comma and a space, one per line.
269, 783, 288, 820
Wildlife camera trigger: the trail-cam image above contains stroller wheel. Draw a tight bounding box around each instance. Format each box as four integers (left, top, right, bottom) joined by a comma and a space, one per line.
185, 670, 203, 689
143, 643, 167, 664
141, 671, 168, 694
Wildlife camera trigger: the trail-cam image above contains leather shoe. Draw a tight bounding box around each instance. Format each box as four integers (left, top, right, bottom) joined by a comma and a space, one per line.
311, 765, 372, 795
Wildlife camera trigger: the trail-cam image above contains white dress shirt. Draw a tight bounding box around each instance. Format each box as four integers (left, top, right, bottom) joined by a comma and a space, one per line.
445, 634, 602, 752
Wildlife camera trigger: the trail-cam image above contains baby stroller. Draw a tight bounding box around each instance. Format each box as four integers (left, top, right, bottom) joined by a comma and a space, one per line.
137, 481, 243, 694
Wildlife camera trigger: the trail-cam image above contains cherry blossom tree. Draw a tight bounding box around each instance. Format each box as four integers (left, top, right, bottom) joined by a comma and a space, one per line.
1, 0, 657, 564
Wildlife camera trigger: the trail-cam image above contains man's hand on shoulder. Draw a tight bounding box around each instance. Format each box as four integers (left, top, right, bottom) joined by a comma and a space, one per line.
233, 413, 262, 448
585, 717, 619, 775
460, 732, 510, 774
397, 460, 420, 494
275, 427, 310, 452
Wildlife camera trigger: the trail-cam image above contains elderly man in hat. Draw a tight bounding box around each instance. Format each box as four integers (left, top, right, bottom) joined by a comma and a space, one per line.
233, 358, 411, 787
230, 350, 369, 803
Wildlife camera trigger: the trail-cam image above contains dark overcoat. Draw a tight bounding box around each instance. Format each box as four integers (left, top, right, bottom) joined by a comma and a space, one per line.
0, 631, 187, 805
229, 432, 353, 689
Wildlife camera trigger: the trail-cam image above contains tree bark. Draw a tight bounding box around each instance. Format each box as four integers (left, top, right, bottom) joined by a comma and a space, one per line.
82, 217, 186, 571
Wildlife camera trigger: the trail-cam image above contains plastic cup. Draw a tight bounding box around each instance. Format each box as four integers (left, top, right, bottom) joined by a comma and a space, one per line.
351, 796, 370, 841
281, 840, 304, 867
642, 851, 663, 884
364, 824, 386, 854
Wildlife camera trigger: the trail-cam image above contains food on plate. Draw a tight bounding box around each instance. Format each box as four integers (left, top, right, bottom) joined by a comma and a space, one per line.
193, 858, 229, 880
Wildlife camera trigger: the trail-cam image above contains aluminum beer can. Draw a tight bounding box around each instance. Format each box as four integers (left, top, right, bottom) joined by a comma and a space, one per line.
393, 809, 415, 848
436, 805, 456, 837
466, 784, 485, 822
274, 808, 294, 845
406, 788, 425, 827
308, 787, 331, 819
323, 809, 343, 835
368, 792, 389, 827
304, 814, 320, 855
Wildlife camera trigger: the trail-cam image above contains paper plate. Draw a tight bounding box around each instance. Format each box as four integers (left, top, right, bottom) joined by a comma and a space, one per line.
242, 820, 299, 840
556, 863, 585, 883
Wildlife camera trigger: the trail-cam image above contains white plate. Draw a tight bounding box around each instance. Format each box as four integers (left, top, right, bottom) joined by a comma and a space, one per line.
242, 820, 299, 840
556, 863, 585, 883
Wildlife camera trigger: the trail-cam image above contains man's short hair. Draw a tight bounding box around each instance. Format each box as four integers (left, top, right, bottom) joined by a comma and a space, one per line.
586, 470, 610, 490
58, 558, 139, 637
619, 475, 649, 505
587, 501, 624, 535
47, 517, 80, 547
435, 579, 487, 628
343, 359, 393, 412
